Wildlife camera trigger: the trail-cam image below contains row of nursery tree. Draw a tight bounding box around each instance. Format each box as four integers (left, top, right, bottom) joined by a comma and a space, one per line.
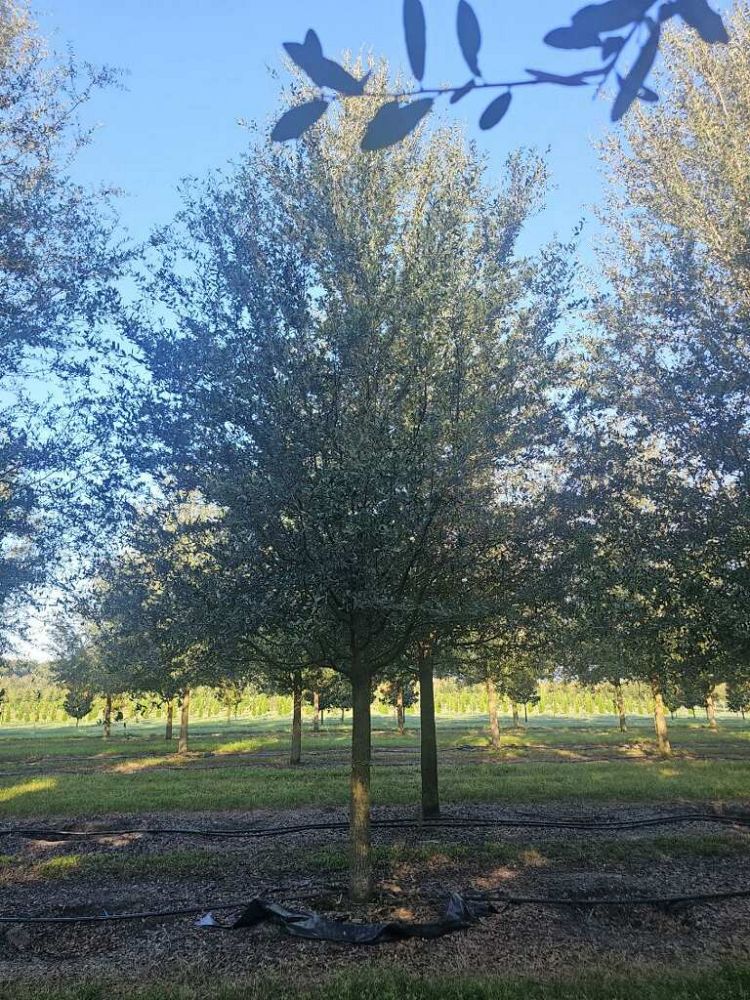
3, 1, 750, 900
3, 667, 747, 731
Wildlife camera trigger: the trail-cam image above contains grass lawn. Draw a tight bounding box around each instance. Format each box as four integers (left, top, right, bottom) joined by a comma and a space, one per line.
4, 965, 750, 1000
0, 713, 749, 817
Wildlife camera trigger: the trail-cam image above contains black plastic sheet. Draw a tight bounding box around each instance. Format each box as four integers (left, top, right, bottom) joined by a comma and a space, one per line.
198, 892, 494, 944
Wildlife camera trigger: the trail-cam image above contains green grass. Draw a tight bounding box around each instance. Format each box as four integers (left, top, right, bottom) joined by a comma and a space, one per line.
3, 965, 750, 1000
0, 713, 748, 817
2, 829, 746, 885
1, 757, 749, 817
297, 830, 750, 873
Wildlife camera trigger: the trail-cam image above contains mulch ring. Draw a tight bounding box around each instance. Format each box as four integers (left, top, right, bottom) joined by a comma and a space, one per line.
1, 801, 750, 987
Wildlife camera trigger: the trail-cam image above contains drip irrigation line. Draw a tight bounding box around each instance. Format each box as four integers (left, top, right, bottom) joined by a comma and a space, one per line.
2, 811, 750, 841
1, 885, 749, 926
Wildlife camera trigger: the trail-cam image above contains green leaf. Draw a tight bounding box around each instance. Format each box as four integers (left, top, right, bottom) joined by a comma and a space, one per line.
545, 25, 603, 49
675, 0, 729, 43
478, 92, 512, 130
361, 98, 434, 151
457, 1, 482, 77
271, 100, 329, 142
283, 31, 368, 95
611, 20, 661, 121
403, 0, 427, 81
450, 79, 476, 104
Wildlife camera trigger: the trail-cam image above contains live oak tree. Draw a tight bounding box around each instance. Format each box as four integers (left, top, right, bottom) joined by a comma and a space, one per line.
0, 1, 128, 650
136, 67, 572, 901
89, 497, 225, 751
588, 2, 750, 720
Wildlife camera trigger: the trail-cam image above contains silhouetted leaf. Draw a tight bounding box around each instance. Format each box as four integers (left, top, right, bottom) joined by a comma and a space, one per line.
611, 20, 661, 120
572, 1, 653, 33
526, 69, 588, 86
638, 85, 659, 101
403, 0, 427, 81
283, 30, 368, 95
271, 99, 329, 142
544, 25, 602, 49
601, 35, 626, 58
361, 98, 434, 151
479, 92, 512, 129
675, 0, 729, 42
450, 79, 476, 104
457, 1, 482, 77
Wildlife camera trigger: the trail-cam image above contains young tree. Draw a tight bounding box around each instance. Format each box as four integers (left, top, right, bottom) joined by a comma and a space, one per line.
137, 68, 572, 900
62, 686, 95, 728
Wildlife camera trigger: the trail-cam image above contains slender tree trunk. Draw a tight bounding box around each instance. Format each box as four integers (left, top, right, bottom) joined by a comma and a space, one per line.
614, 678, 627, 732
178, 689, 190, 754
706, 688, 718, 731
512, 704, 519, 728
103, 694, 112, 739
165, 700, 173, 741
418, 643, 440, 819
349, 670, 372, 903
340, 707, 345, 723
524, 703, 528, 724
290, 675, 302, 766
396, 683, 405, 736
691, 707, 696, 718
486, 676, 501, 750
651, 678, 672, 757
313, 690, 321, 733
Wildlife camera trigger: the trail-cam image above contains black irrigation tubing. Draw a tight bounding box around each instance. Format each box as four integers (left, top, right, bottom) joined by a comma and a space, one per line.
2, 886, 750, 925
3, 810, 750, 841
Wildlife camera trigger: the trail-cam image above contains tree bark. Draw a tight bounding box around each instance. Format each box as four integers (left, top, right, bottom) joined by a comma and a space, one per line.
290, 675, 302, 766
614, 678, 627, 732
418, 643, 440, 819
512, 703, 519, 728
486, 676, 501, 749
706, 688, 718, 731
651, 678, 672, 757
165, 699, 173, 741
313, 690, 321, 733
178, 689, 190, 754
349, 671, 372, 903
103, 694, 112, 739
396, 683, 405, 735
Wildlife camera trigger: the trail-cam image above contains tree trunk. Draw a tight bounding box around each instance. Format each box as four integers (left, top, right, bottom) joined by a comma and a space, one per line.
178, 689, 190, 754
512, 704, 519, 728
524, 703, 528, 724
396, 683, 405, 736
165, 700, 173, 741
349, 672, 372, 903
706, 688, 718, 731
103, 694, 112, 739
486, 676, 501, 750
340, 707, 345, 723
651, 678, 672, 757
313, 690, 321, 733
614, 678, 627, 732
418, 643, 440, 819
290, 675, 302, 766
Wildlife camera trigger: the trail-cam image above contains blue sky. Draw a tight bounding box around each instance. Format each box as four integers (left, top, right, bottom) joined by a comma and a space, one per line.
37, 0, 624, 256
